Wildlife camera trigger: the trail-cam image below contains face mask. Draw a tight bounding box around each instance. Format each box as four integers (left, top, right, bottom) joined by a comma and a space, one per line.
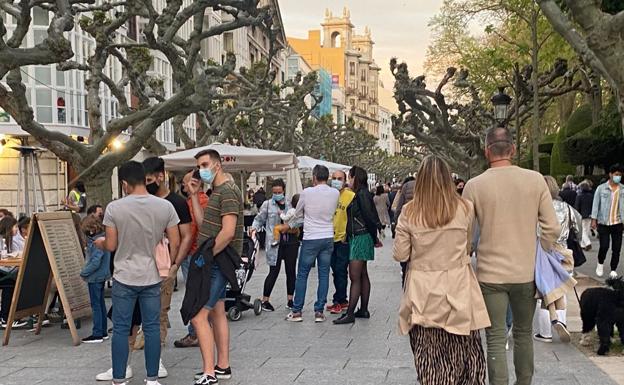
180, 188, 189, 198
457, 188, 464, 195
146, 181, 159, 195
199, 168, 215, 184
272, 194, 285, 202
331, 180, 344, 190
613, 175, 622, 184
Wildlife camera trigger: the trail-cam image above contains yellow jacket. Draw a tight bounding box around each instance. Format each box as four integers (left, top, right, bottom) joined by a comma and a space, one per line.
333, 188, 355, 242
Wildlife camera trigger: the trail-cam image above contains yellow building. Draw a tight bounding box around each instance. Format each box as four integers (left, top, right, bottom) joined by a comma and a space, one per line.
288, 7, 380, 137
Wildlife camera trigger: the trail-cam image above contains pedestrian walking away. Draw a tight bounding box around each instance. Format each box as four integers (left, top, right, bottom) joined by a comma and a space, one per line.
393, 155, 490, 385
94, 161, 181, 385
250, 179, 300, 312
533, 176, 580, 344
575, 180, 595, 250
285, 165, 339, 324
144, 157, 194, 374
591, 164, 624, 278
327, 170, 355, 314
373, 185, 391, 238
186, 149, 244, 385
334, 166, 382, 325
462, 126, 560, 385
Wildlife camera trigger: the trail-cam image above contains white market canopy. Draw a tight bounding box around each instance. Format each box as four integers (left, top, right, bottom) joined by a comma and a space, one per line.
161, 143, 299, 172
161, 143, 302, 198
297, 156, 351, 174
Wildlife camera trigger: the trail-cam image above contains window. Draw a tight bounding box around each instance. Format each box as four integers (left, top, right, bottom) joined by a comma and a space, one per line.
349, 62, 355, 76
35, 66, 52, 85
33, 7, 49, 26
56, 70, 65, 87
33, 30, 47, 45
223, 32, 234, 53
35, 89, 52, 123
361, 69, 367, 82
57, 95, 66, 123
331, 31, 341, 48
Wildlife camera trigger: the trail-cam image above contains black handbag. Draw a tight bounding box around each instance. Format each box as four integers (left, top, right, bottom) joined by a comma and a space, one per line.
566, 206, 586, 267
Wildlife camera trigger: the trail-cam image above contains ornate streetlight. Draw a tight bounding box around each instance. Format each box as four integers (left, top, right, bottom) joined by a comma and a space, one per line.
490, 86, 512, 125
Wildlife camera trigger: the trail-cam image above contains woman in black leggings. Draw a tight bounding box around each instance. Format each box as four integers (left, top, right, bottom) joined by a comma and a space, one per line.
250, 179, 300, 311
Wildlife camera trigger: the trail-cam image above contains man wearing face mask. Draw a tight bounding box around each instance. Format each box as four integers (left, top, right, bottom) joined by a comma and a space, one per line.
326, 170, 355, 314
94, 161, 180, 385
186, 149, 244, 385
591, 164, 624, 278
143, 157, 193, 373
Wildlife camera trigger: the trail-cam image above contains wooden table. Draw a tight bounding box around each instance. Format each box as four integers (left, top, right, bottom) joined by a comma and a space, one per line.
0, 258, 22, 267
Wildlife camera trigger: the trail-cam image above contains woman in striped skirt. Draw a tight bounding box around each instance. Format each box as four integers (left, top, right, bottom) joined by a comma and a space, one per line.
393, 155, 490, 385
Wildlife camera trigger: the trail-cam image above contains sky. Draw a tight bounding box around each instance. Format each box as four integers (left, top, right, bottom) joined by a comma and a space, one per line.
279, 0, 445, 87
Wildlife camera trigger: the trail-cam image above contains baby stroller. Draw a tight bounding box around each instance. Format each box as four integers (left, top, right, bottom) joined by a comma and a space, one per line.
225, 234, 262, 321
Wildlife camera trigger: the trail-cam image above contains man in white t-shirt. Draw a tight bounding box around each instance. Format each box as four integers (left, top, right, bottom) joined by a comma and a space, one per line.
95, 161, 180, 385
285, 165, 339, 323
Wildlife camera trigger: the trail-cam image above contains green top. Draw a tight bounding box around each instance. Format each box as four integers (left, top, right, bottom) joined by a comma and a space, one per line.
198, 181, 244, 256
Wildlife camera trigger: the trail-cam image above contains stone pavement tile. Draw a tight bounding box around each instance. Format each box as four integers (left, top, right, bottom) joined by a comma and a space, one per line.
294, 368, 388, 384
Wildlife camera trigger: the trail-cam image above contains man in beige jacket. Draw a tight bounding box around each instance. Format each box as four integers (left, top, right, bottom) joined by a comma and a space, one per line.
463, 126, 560, 385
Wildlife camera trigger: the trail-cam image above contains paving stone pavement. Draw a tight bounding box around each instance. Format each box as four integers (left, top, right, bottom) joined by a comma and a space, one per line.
0, 236, 619, 385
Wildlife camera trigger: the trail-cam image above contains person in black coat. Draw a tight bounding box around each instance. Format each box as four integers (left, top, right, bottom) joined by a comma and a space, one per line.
560, 183, 578, 207
575, 181, 595, 250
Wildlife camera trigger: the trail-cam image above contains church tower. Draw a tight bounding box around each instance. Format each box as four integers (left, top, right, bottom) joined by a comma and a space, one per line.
321, 7, 354, 49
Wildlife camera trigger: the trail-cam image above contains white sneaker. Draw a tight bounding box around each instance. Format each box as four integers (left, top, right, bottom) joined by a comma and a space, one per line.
145, 380, 163, 385
158, 359, 168, 378
609, 271, 618, 279
596, 263, 604, 277
95, 366, 133, 381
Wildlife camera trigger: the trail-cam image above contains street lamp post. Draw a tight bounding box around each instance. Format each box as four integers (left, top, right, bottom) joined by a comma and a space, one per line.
490, 86, 512, 126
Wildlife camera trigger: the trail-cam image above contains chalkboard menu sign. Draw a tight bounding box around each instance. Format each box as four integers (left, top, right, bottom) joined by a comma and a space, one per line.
3, 212, 90, 346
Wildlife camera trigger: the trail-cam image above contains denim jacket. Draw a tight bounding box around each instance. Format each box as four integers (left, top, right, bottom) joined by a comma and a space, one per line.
80, 233, 112, 283
252, 199, 292, 267
591, 182, 624, 225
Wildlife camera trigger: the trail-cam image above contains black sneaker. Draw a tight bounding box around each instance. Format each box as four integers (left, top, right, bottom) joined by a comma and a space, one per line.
214, 366, 232, 380
286, 300, 294, 310
194, 374, 218, 384
0, 318, 28, 329
82, 335, 104, 344
261, 301, 275, 312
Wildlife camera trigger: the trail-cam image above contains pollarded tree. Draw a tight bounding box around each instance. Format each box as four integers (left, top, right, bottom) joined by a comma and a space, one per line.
391, 58, 583, 174
0, 0, 271, 204
538, 0, 624, 136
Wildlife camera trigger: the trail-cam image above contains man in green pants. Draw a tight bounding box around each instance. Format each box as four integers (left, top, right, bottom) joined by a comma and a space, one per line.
463, 126, 560, 385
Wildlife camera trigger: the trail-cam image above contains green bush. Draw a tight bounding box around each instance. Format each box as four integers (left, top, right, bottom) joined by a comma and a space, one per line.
551, 104, 593, 177
564, 100, 624, 170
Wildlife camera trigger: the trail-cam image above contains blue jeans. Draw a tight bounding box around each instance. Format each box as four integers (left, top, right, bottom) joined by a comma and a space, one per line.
88, 282, 107, 337
181, 257, 195, 337
111, 280, 161, 382
293, 238, 334, 313
330, 242, 350, 305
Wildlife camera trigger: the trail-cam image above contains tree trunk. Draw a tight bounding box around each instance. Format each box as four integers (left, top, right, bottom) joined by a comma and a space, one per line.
531, 10, 541, 172
617, 88, 624, 138
515, 63, 522, 163
558, 92, 576, 127
83, 168, 114, 206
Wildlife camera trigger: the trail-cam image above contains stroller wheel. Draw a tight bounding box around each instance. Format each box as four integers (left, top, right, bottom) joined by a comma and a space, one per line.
228, 306, 242, 322
253, 299, 263, 316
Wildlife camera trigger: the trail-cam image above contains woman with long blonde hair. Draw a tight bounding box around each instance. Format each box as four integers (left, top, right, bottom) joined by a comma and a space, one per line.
393, 155, 490, 385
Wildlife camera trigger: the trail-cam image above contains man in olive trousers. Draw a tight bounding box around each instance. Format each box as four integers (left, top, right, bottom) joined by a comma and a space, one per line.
463, 126, 560, 385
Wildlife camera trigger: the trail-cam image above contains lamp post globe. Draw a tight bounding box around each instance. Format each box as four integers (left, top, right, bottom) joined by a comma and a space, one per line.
491, 86, 512, 125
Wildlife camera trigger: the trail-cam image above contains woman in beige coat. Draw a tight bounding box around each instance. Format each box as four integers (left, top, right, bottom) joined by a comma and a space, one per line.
393, 155, 490, 385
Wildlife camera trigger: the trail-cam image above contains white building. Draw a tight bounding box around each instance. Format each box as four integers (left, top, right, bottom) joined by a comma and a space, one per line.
377, 82, 400, 155
0, 1, 287, 214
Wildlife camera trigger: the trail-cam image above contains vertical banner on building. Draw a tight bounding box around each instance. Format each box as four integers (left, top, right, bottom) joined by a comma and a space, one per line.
331, 74, 339, 88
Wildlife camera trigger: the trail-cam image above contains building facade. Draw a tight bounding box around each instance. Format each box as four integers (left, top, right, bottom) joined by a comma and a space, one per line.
0, 1, 287, 214
288, 7, 381, 137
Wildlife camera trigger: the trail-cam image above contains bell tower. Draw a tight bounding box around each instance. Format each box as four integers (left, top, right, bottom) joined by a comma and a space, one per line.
321, 7, 354, 49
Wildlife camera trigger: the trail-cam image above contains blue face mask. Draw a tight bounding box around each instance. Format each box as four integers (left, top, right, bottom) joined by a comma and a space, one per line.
613, 175, 622, 184
331, 180, 344, 190
199, 168, 215, 184
272, 194, 285, 202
